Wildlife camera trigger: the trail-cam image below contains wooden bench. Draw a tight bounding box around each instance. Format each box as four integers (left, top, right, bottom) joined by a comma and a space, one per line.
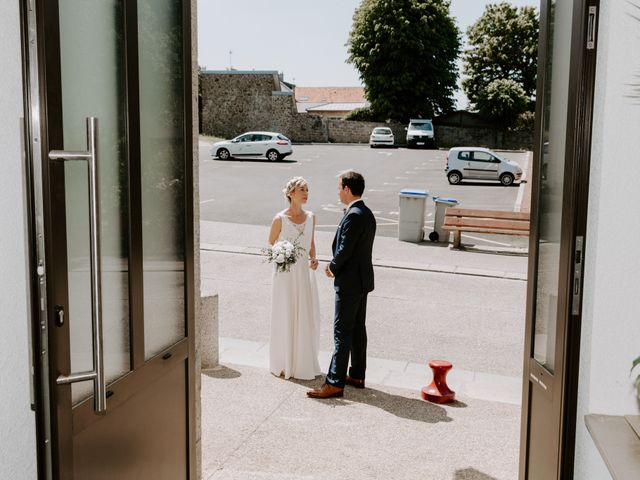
442, 207, 530, 249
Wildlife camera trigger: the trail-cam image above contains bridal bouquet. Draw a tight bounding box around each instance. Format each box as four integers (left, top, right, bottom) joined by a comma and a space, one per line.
263, 239, 305, 273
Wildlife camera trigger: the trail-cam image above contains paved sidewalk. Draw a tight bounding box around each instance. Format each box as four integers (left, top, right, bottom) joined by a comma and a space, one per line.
218, 337, 521, 406
201, 220, 528, 281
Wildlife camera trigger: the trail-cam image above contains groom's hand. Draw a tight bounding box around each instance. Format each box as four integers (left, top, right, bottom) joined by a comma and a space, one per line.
324, 264, 334, 278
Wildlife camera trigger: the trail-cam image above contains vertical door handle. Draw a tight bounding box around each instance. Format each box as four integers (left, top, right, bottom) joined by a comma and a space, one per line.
49, 117, 106, 414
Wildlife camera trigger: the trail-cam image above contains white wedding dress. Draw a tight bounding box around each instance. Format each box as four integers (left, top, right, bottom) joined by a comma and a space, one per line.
269, 211, 321, 380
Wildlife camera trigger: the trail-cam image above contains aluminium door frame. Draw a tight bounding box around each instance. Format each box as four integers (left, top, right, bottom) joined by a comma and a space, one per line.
21, 0, 196, 477
518, 0, 599, 478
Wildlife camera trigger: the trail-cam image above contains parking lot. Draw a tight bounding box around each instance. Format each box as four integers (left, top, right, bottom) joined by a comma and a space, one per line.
199, 141, 530, 247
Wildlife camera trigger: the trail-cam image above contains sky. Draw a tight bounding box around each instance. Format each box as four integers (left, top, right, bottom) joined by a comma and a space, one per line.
197, 0, 539, 109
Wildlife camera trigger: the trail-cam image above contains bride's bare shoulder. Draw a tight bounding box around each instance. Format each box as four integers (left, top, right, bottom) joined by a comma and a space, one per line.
273, 210, 289, 222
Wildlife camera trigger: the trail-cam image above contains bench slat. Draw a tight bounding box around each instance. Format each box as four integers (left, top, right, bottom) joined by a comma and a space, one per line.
444, 207, 530, 221
443, 217, 529, 231
443, 225, 530, 236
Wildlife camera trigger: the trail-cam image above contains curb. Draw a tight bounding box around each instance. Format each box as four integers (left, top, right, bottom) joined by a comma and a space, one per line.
200, 243, 527, 281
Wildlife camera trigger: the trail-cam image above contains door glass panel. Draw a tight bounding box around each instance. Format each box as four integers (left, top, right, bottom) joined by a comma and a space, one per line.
59, 0, 130, 403
138, 0, 186, 360
532, 0, 573, 373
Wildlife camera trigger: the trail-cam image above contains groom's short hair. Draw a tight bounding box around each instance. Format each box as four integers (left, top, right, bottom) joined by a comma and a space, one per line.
339, 170, 365, 197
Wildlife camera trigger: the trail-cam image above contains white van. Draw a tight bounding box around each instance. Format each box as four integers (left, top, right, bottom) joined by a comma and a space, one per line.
445, 147, 523, 186
405, 118, 435, 148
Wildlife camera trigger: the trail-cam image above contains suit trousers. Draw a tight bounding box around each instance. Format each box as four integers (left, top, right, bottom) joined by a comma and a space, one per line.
326, 291, 368, 388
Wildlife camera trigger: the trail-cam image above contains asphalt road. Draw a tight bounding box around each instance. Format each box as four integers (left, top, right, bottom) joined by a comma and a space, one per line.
202, 250, 526, 377
199, 141, 529, 244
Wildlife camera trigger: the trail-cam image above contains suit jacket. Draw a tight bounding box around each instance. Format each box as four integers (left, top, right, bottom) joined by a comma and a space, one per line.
330, 200, 376, 295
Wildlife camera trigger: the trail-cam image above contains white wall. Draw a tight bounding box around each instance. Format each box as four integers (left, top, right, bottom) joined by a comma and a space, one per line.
0, 2, 38, 479
575, 2, 640, 478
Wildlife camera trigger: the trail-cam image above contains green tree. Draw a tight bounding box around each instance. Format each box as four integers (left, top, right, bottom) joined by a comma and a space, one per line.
476, 78, 528, 126
347, 0, 461, 121
462, 2, 538, 112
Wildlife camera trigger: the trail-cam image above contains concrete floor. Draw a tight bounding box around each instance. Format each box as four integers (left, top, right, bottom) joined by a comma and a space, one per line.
201, 364, 520, 480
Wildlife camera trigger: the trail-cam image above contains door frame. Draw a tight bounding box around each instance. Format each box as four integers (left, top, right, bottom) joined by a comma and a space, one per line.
519, 0, 599, 478
21, 0, 196, 477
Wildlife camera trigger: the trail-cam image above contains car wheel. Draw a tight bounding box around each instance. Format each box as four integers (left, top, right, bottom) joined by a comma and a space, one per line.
500, 173, 515, 186
266, 149, 281, 162
447, 171, 462, 185
217, 148, 230, 160
428, 231, 439, 242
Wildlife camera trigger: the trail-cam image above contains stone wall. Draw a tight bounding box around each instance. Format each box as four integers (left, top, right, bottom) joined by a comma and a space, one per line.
200, 72, 533, 149
435, 126, 533, 150
200, 71, 280, 139
327, 120, 405, 144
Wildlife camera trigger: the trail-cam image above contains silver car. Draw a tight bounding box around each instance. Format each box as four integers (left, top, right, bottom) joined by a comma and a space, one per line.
211, 131, 293, 161
445, 147, 523, 186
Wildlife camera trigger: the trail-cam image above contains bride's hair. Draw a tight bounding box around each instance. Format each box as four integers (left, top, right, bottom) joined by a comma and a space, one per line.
282, 176, 307, 203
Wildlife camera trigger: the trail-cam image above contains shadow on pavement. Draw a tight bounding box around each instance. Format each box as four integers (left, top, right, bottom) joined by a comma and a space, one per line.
287, 377, 454, 424
212, 157, 297, 164
455, 181, 520, 188
202, 365, 242, 379
454, 467, 498, 479
445, 399, 469, 408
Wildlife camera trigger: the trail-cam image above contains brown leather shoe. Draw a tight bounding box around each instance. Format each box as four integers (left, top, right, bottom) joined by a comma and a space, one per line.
307, 383, 344, 399
345, 375, 365, 389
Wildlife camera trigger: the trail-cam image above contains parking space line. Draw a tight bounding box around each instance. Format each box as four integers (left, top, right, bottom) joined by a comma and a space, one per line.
375, 216, 399, 224
514, 152, 531, 212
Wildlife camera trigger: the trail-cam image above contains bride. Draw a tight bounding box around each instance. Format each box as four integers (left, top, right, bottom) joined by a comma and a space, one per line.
267, 176, 322, 380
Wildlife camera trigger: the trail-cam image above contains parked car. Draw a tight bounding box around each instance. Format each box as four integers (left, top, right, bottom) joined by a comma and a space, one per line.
211, 131, 292, 161
405, 118, 435, 148
445, 147, 523, 186
369, 127, 395, 147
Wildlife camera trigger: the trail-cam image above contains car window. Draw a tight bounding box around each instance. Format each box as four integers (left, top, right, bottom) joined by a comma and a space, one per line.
238, 135, 252, 142
472, 151, 494, 162
256, 134, 271, 141
377, 128, 392, 134
277, 134, 289, 141
457, 151, 471, 160
410, 122, 433, 131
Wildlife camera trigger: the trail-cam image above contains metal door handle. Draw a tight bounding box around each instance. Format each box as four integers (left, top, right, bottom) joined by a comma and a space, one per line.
49, 117, 106, 414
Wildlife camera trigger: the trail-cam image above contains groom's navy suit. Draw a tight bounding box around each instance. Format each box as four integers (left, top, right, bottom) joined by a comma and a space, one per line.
326, 199, 376, 387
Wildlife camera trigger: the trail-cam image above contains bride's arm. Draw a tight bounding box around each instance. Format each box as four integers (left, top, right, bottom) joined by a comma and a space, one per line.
268, 215, 282, 246
309, 214, 319, 270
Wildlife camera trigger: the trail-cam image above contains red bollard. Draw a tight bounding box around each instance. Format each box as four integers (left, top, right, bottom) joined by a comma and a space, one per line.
421, 360, 455, 404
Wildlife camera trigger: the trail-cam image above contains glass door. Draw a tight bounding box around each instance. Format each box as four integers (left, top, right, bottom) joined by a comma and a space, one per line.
520, 1, 599, 478
30, 0, 195, 477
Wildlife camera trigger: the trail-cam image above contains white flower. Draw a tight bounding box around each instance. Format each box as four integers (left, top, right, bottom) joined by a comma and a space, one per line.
275, 253, 285, 263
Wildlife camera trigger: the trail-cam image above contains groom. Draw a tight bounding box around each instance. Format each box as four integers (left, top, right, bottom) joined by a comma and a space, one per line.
307, 170, 376, 399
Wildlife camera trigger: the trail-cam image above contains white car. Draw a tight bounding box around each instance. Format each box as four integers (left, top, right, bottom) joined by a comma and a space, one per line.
445, 147, 523, 186
369, 127, 395, 147
405, 118, 435, 148
211, 131, 292, 161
